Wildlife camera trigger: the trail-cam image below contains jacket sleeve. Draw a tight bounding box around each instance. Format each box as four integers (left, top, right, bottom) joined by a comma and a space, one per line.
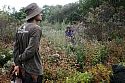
13, 33, 21, 66
19, 27, 42, 62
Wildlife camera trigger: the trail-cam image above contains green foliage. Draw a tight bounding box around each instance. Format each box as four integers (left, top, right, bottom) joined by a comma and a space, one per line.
0, 6, 21, 43
0, 49, 12, 67
42, 0, 104, 23
92, 45, 108, 65
66, 71, 93, 83
42, 3, 80, 23
79, 0, 102, 17
42, 5, 63, 23
57, 67, 70, 80
75, 46, 86, 69
115, 36, 123, 44
82, 1, 125, 41
11, 8, 26, 22
42, 22, 66, 47
42, 0, 105, 23
105, 0, 125, 7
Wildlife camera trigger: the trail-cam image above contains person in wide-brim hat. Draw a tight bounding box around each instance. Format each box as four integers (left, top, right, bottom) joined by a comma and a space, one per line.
13, 3, 43, 83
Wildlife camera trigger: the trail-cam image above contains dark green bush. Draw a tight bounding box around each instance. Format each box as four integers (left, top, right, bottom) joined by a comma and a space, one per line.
0, 49, 12, 67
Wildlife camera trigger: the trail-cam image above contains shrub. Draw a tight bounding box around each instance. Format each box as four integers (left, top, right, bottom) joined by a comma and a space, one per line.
0, 49, 12, 67
75, 46, 86, 70
66, 71, 93, 83
107, 40, 125, 64
88, 64, 111, 83
84, 41, 108, 68
92, 44, 108, 65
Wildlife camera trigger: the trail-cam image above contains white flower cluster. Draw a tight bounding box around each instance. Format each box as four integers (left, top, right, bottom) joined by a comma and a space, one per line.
1, 54, 6, 59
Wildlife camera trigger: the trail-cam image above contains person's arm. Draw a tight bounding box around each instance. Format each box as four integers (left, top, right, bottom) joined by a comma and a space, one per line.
13, 32, 22, 66
19, 27, 42, 62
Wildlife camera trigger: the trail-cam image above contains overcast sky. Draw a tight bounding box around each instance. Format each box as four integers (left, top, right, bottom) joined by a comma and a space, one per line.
0, 0, 78, 11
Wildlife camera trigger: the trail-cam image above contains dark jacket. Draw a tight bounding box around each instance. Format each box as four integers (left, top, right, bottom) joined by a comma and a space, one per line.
13, 23, 43, 75
110, 64, 125, 83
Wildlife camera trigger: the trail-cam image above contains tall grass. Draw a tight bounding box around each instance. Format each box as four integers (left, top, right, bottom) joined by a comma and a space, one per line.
42, 22, 67, 47
43, 29, 66, 46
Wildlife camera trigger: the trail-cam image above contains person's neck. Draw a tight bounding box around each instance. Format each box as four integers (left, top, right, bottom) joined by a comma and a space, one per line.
28, 20, 39, 25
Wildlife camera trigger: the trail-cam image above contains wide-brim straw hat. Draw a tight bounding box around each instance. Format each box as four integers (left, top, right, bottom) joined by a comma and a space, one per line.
25, 3, 42, 21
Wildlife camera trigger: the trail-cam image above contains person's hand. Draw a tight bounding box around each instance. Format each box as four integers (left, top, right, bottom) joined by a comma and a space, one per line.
12, 66, 19, 76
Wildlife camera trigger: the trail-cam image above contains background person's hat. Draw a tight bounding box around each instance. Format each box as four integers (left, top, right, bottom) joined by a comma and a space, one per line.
25, 3, 42, 21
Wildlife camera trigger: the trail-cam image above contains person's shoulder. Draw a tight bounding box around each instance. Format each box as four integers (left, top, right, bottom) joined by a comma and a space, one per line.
34, 25, 41, 30
31, 23, 41, 29
25, 23, 41, 31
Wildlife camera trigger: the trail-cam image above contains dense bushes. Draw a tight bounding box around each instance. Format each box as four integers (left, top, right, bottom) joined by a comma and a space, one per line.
0, 8, 21, 43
